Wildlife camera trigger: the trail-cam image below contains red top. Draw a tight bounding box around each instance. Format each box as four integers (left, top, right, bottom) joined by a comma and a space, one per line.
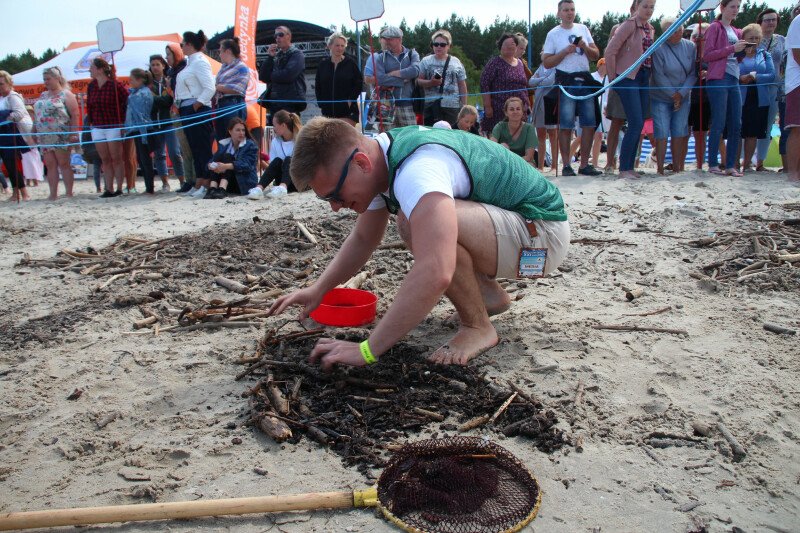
86, 79, 128, 127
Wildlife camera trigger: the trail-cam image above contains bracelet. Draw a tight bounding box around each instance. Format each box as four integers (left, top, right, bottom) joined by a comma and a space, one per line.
359, 340, 377, 365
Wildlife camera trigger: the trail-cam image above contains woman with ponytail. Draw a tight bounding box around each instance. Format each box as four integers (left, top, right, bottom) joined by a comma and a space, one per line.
247, 109, 301, 199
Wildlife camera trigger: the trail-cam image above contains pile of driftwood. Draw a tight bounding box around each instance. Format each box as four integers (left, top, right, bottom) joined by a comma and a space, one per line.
688, 219, 800, 291
235, 327, 565, 476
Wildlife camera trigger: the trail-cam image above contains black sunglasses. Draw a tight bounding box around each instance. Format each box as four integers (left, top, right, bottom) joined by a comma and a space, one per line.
432, 42, 448, 47
275, 32, 286, 38
317, 148, 358, 203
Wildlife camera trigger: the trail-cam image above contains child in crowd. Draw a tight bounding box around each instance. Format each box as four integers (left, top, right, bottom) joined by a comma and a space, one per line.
124, 68, 155, 194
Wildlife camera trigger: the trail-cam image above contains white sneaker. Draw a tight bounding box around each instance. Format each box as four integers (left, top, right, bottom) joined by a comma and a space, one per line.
266, 185, 288, 198
247, 187, 263, 200
181, 187, 197, 196
161, 183, 171, 192
189, 185, 206, 198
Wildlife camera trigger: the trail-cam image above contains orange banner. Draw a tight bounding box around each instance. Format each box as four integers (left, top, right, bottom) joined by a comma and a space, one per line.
234, 0, 260, 72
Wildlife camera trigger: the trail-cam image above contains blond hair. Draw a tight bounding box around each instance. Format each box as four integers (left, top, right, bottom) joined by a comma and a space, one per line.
661, 16, 680, 32
431, 29, 452, 45
457, 104, 478, 121
0, 70, 12, 85
326, 32, 347, 47
741, 23, 762, 40
43, 66, 69, 90
289, 117, 361, 191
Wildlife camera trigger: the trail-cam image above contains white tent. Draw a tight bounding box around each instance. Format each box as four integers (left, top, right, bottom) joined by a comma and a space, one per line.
12, 34, 222, 103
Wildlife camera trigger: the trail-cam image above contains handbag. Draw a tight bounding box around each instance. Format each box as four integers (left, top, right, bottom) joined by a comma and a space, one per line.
423, 55, 452, 126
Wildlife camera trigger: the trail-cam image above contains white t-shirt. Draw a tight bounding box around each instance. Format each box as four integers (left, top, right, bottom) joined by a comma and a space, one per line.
367, 131, 471, 218
786, 15, 800, 94
269, 136, 294, 160
543, 23, 594, 73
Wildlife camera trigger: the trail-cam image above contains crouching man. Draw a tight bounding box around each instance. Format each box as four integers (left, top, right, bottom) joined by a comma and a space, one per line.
268, 119, 569, 369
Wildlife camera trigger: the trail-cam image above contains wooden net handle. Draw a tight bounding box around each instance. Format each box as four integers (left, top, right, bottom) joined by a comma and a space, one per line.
0, 491, 355, 531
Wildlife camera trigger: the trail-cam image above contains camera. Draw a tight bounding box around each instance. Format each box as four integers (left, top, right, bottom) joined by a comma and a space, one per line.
434, 71, 442, 80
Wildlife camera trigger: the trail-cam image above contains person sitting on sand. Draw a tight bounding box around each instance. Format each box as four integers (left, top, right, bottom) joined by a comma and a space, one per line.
268, 118, 569, 370
247, 109, 300, 200
205, 117, 258, 199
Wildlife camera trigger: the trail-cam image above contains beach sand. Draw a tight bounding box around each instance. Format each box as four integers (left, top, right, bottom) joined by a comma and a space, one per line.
0, 168, 798, 533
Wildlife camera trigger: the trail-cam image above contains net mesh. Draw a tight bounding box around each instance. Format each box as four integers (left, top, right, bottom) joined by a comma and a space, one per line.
377, 436, 540, 533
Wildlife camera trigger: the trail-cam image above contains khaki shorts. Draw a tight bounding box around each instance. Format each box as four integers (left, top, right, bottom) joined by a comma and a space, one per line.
482, 203, 570, 279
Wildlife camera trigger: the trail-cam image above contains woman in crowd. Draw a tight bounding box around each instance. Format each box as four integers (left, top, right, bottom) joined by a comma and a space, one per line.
417, 29, 468, 127
703, 0, 747, 176
490, 96, 537, 164
206, 117, 258, 199
315, 32, 363, 125
650, 17, 696, 174
605, 0, 656, 179
86, 57, 128, 197
602, 24, 626, 173
34, 66, 79, 200
215, 37, 250, 141
480, 33, 529, 135
529, 62, 559, 171
689, 25, 711, 171
247, 109, 300, 200
455, 104, 480, 134
125, 68, 156, 195
755, 8, 785, 171
0, 71, 34, 201
175, 30, 215, 198
149, 54, 184, 191
165, 43, 195, 192
738, 23, 775, 172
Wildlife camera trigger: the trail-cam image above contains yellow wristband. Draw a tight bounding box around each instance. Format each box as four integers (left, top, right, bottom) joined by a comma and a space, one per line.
359, 340, 377, 365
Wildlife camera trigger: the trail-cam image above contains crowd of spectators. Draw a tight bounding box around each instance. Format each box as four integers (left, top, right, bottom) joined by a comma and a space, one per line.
0, 1, 795, 202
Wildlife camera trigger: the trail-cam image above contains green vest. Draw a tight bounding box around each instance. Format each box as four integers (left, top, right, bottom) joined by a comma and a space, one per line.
385, 126, 567, 221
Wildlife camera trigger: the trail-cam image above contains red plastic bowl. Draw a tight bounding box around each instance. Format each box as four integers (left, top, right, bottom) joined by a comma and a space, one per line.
310, 288, 378, 327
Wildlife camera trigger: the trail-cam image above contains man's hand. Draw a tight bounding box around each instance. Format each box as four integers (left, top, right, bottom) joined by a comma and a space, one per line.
563, 44, 577, 55
309, 339, 368, 372
672, 93, 682, 109
268, 286, 326, 320
267, 44, 278, 57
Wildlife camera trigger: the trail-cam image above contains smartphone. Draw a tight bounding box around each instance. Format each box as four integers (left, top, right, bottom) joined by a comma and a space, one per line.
573, 36, 583, 46
434, 72, 442, 80
744, 42, 755, 47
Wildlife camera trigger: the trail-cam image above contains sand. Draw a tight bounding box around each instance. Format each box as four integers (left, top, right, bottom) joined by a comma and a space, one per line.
0, 168, 798, 533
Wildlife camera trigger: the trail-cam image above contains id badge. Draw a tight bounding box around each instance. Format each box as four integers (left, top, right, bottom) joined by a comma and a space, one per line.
518, 247, 547, 279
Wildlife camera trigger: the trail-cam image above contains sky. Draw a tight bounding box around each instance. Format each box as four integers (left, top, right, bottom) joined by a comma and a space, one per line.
2, 0, 796, 57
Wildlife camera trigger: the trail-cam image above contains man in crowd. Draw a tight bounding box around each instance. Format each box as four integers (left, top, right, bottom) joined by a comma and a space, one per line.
542, 0, 603, 176
268, 119, 570, 370
785, 4, 800, 183
373, 26, 420, 129
258, 25, 306, 124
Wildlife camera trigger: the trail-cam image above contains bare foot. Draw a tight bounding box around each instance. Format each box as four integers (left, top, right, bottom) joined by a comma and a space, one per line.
429, 324, 499, 365
618, 170, 640, 180
47, 194, 58, 201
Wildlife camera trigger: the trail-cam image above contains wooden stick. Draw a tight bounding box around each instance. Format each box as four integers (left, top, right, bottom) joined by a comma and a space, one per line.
574, 380, 585, 406
343, 272, 369, 290
95, 265, 163, 277
62, 248, 100, 259
133, 316, 158, 330
489, 392, 518, 424
171, 322, 261, 333
412, 408, 445, 422
377, 240, 406, 250
296, 221, 318, 245
458, 415, 490, 433
531, 364, 558, 373
625, 287, 645, 301
97, 273, 125, 291
624, 306, 672, 317
266, 372, 290, 416
763, 323, 796, 335
257, 412, 293, 442
592, 324, 688, 335
214, 276, 250, 295
506, 381, 541, 406
716, 422, 747, 462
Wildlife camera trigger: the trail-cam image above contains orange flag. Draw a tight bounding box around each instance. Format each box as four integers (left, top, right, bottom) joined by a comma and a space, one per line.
234, 0, 261, 104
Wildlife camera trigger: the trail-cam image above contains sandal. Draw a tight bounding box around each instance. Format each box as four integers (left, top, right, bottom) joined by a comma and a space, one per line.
725, 169, 743, 177
709, 167, 725, 175
755, 165, 770, 172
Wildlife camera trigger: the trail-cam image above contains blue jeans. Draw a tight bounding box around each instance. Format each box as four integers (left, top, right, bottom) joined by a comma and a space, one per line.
706, 74, 742, 169
150, 130, 185, 178
214, 96, 246, 142
558, 83, 597, 130
614, 68, 650, 171
651, 98, 690, 139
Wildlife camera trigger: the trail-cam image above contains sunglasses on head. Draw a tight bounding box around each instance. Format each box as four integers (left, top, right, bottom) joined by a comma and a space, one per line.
317, 148, 358, 203
275, 32, 286, 38
432, 41, 448, 47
